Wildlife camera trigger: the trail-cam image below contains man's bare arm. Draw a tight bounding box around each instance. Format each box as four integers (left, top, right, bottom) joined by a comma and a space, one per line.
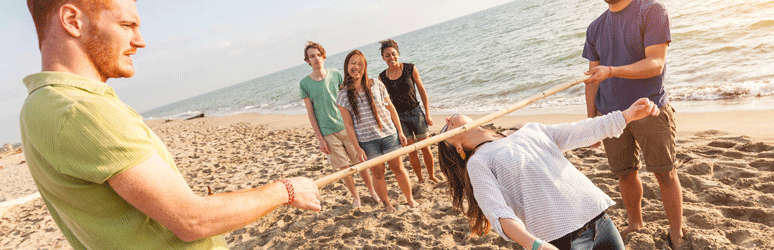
108, 154, 321, 242
303, 97, 330, 154
584, 61, 601, 118
585, 43, 669, 85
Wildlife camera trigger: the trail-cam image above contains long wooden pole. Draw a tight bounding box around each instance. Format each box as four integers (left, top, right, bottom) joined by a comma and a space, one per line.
314, 74, 591, 188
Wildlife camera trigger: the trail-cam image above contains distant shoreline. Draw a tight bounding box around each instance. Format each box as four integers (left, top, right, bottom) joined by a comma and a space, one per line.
145, 106, 774, 140
141, 96, 774, 123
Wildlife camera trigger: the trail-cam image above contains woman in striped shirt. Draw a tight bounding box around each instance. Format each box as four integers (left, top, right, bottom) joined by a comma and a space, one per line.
437, 98, 660, 250
337, 50, 419, 213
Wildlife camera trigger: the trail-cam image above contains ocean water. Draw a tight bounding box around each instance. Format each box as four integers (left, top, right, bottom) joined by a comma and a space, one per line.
142, 0, 774, 120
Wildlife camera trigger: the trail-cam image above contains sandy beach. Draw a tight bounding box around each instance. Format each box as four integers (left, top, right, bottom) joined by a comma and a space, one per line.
2, 107, 774, 250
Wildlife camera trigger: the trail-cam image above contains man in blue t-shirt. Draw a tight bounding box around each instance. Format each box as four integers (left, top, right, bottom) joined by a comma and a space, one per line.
582, 0, 683, 248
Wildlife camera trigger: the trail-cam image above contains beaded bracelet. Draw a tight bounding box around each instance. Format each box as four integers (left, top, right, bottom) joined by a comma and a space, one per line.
275, 179, 294, 205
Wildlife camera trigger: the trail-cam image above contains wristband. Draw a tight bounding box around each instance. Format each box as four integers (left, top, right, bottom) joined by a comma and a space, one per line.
275, 179, 294, 205
608, 66, 613, 78
532, 239, 544, 250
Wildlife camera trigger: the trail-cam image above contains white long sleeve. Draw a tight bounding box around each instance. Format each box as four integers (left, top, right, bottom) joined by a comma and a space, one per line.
540, 110, 626, 152
466, 112, 626, 242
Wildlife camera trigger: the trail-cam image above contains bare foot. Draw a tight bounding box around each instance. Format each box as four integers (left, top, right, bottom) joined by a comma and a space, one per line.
620, 223, 644, 238
369, 190, 381, 203
407, 199, 419, 208
385, 204, 396, 213
352, 198, 362, 209
668, 229, 684, 249
418, 177, 425, 184
428, 176, 440, 183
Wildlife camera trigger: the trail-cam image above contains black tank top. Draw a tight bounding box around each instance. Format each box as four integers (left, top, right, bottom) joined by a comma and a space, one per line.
379, 63, 420, 113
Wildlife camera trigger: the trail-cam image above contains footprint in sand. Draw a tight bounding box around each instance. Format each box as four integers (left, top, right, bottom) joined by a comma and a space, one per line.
749, 159, 774, 172
702, 188, 757, 207
712, 163, 758, 181
686, 161, 714, 176
735, 142, 774, 153
676, 152, 699, 163
694, 147, 726, 158
753, 183, 774, 194
708, 140, 737, 149
686, 208, 724, 229
721, 207, 774, 227
722, 150, 747, 159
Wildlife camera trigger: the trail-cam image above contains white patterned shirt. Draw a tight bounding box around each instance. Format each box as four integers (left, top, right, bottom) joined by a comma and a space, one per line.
466, 111, 626, 242
336, 79, 397, 142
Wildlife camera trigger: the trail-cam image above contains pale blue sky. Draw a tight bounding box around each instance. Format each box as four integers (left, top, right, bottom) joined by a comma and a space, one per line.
0, 0, 513, 144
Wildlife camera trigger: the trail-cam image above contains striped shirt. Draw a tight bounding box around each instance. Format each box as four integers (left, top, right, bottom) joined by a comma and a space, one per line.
466, 111, 626, 242
20, 72, 228, 250
336, 79, 397, 142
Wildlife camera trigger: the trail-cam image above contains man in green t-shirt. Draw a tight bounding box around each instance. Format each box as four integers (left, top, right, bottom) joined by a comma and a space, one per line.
21, 1, 321, 249
300, 41, 379, 209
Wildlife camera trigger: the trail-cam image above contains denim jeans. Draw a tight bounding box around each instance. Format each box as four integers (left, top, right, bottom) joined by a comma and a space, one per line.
397, 106, 429, 141
549, 213, 625, 250
358, 133, 401, 160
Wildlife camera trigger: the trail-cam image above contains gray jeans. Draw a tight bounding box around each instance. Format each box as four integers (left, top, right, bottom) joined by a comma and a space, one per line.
549, 213, 625, 250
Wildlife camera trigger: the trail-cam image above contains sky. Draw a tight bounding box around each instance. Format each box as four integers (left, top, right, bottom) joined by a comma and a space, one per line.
0, 0, 513, 144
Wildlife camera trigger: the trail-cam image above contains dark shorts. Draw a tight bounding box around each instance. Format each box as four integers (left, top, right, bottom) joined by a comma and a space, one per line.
358, 133, 401, 160
598, 104, 677, 176
397, 106, 429, 141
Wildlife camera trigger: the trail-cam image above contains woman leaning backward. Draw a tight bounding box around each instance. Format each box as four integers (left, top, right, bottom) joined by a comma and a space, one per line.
437, 98, 662, 250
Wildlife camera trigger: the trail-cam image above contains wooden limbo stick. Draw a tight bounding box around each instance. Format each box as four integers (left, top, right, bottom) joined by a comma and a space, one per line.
314, 74, 591, 188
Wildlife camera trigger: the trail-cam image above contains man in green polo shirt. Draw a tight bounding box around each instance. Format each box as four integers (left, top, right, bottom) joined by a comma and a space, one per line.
21, 1, 321, 249
300, 41, 379, 209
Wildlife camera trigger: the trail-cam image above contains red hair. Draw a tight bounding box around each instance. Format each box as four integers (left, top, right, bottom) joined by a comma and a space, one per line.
27, 0, 114, 47
303, 41, 326, 62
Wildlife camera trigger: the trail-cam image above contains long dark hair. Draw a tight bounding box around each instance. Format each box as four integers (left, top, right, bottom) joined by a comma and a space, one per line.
437, 141, 490, 236
342, 50, 383, 130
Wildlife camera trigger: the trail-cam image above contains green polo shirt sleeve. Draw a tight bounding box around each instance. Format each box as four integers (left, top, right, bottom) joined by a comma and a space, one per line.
53, 97, 156, 184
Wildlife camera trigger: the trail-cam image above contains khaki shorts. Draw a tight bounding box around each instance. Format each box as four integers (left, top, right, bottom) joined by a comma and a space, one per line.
324, 130, 358, 168
598, 104, 677, 176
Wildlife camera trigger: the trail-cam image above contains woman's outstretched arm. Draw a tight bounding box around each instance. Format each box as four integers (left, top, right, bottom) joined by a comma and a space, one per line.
541, 98, 659, 152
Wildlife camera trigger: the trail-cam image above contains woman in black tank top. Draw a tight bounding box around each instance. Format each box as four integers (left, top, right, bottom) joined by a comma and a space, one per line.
378, 39, 440, 184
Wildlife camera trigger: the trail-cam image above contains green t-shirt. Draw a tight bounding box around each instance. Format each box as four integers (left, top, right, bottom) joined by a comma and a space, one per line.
20, 72, 228, 250
299, 68, 346, 136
